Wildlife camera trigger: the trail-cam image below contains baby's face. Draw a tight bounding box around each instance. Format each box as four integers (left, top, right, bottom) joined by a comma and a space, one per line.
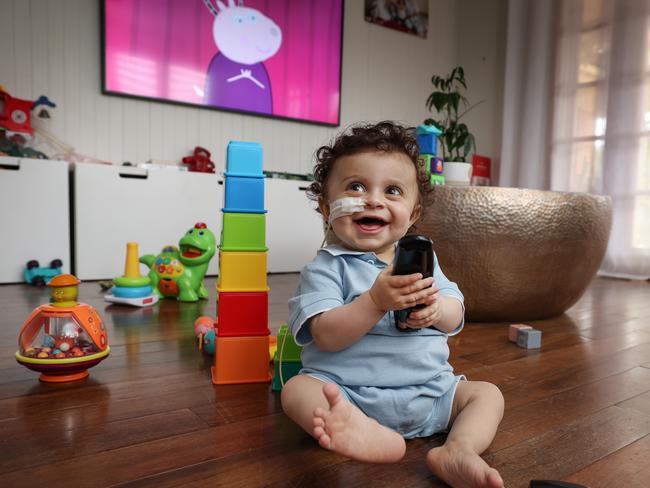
323, 150, 421, 260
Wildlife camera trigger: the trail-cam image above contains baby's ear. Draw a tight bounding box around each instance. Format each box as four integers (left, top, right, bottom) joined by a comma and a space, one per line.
409, 203, 422, 226
318, 199, 330, 220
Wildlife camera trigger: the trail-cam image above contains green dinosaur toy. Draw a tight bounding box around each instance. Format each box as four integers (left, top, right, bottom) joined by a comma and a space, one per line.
140, 222, 216, 302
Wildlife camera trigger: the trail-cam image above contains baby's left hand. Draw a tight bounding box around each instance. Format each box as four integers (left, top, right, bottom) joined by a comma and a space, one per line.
399, 289, 442, 329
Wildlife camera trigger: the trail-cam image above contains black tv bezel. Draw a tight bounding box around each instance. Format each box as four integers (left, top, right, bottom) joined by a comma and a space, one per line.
100, 0, 344, 128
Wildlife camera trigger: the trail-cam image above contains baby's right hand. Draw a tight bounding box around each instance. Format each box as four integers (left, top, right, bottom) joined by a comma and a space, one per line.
368, 264, 436, 313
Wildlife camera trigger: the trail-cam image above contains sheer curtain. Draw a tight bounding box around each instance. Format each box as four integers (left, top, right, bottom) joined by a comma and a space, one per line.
551, 0, 650, 279
503, 0, 650, 279
500, 0, 557, 189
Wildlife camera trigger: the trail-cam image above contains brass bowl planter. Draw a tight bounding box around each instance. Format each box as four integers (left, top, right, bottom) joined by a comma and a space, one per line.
415, 186, 612, 322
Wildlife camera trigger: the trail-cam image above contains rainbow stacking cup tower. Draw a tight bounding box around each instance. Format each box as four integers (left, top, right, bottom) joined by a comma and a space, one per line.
212, 141, 271, 385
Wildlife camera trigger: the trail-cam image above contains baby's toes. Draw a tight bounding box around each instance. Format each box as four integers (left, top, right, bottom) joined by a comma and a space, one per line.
313, 406, 327, 419
317, 432, 332, 449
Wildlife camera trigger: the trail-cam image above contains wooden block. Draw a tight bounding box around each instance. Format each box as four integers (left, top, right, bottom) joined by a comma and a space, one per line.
517, 328, 542, 349
509, 323, 532, 342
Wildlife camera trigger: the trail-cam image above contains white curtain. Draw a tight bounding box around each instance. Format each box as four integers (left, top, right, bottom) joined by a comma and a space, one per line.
499, 0, 557, 189
502, 0, 650, 279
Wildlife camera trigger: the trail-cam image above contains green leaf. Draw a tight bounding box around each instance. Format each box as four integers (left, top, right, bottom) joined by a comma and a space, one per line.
454, 66, 467, 89
431, 75, 444, 90
451, 132, 467, 152
449, 93, 461, 117
427, 92, 448, 113
464, 133, 476, 156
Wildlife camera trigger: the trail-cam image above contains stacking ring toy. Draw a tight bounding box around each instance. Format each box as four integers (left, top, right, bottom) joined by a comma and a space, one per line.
111, 285, 152, 299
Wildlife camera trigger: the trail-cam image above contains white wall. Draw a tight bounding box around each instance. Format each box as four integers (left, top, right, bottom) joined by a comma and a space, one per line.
0, 0, 506, 173
457, 0, 507, 163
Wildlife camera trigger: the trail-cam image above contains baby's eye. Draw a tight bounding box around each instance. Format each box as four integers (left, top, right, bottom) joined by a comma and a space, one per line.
386, 186, 402, 196
348, 182, 365, 192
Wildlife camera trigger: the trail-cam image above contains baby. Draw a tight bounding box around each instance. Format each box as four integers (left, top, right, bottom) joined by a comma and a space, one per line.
281, 121, 505, 488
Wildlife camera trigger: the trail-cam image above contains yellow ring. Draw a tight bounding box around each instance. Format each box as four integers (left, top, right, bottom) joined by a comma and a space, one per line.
15, 346, 110, 365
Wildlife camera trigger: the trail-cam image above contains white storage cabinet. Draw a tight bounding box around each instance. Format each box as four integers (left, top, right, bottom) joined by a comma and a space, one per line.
265, 178, 324, 273
0, 157, 72, 283
74, 164, 222, 280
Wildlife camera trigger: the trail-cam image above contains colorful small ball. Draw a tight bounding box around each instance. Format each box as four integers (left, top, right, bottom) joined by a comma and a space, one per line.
54, 352, 66, 359
37, 351, 49, 358
202, 329, 216, 355
52, 349, 62, 355
194, 316, 214, 336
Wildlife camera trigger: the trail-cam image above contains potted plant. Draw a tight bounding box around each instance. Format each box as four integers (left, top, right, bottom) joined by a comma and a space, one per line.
424, 66, 481, 186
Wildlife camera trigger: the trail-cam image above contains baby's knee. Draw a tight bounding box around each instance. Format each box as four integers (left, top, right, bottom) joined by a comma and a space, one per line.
474, 382, 504, 414
280, 375, 302, 411
459, 381, 504, 408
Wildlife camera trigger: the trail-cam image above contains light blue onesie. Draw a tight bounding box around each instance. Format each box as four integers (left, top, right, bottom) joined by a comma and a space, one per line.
288, 244, 465, 439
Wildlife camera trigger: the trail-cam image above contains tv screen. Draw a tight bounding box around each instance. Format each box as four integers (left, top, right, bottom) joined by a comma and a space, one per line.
102, 0, 344, 126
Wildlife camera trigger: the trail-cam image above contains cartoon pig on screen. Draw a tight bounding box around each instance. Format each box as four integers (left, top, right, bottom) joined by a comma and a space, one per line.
201, 0, 283, 114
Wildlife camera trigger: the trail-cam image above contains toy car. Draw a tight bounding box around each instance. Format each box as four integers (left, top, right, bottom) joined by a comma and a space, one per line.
23, 259, 63, 286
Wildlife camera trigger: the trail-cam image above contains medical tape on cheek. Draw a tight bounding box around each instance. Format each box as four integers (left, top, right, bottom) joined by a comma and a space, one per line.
328, 197, 366, 223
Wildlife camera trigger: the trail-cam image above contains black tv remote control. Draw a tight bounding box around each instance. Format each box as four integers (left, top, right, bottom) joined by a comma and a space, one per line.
392, 235, 434, 330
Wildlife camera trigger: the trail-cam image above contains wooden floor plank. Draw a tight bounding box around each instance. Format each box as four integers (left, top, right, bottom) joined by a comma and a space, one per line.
491, 366, 650, 451
0, 408, 208, 473
0, 413, 296, 487
564, 435, 650, 488
617, 390, 650, 416
500, 341, 650, 409
486, 406, 650, 486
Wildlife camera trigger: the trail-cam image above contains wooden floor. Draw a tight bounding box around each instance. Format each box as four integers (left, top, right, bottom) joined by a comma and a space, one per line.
1, 275, 649, 487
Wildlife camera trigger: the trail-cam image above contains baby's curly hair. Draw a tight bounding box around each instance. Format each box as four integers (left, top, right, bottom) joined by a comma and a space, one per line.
308, 121, 432, 218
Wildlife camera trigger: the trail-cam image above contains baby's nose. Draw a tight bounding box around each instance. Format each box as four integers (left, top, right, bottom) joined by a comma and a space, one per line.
365, 194, 385, 208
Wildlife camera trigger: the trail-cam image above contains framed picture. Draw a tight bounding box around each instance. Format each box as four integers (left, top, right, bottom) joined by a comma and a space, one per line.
102, 0, 344, 126
364, 0, 428, 38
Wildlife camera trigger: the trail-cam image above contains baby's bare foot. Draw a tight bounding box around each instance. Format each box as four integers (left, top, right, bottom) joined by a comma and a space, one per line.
312, 383, 405, 463
426, 441, 504, 488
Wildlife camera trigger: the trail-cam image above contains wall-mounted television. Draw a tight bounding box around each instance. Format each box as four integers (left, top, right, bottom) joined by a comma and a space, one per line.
102, 0, 344, 126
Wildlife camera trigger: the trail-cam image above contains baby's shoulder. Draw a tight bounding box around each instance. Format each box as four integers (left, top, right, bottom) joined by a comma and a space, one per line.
299, 248, 351, 280
304, 248, 345, 271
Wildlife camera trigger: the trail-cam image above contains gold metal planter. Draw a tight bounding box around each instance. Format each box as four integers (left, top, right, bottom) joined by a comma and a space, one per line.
415, 186, 612, 322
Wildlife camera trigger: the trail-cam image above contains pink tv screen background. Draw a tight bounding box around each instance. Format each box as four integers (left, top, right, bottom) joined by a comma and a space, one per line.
103, 0, 343, 125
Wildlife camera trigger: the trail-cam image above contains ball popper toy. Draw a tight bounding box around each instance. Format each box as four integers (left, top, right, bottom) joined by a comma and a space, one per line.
105, 242, 159, 307
15, 274, 110, 382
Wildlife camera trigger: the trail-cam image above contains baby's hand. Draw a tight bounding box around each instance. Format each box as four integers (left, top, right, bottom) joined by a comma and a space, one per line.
400, 290, 442, 329
368, 264, 436, 313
